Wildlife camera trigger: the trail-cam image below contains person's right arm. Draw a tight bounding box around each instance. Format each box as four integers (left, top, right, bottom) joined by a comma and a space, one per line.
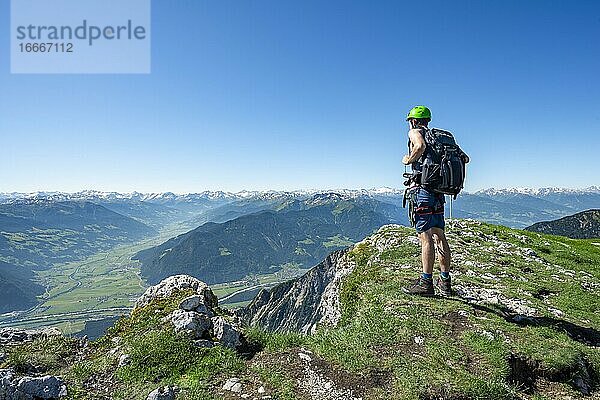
402, 129, 426, 165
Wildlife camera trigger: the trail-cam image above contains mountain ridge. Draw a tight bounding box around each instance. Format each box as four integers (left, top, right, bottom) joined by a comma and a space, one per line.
3, 186, 599, 204
526, 209, 600, 239
133, 196, 405, 284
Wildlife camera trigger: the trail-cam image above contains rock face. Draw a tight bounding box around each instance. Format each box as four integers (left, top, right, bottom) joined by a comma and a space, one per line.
238, 249, 354, 334
0, 370, 68, 400
135, 275, 218, 311
179, 295, 214, 317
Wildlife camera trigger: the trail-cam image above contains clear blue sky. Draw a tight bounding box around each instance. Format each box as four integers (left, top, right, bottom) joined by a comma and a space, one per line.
1, 0, 599, 193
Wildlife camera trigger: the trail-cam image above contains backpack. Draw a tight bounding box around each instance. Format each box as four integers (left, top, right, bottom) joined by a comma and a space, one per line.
417, 128, 466, 197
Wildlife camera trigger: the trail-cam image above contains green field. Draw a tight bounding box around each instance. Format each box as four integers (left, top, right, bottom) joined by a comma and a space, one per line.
0, 222, 190, 334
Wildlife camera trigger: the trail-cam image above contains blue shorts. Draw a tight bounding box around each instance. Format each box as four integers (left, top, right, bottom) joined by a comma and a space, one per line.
413, 187, 445, 233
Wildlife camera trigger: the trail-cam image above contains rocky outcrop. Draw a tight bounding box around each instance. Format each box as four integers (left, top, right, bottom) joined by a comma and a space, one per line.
0, 328, 62, 346
237, 249, 355, 334
0, 370, 67, 400
211, 316, 242, 349
179, 295, 214, 317
137, 275, 246, 351
134, 275, 218, 311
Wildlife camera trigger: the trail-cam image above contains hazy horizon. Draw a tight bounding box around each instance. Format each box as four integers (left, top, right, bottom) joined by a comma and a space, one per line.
2, 184, 599, 196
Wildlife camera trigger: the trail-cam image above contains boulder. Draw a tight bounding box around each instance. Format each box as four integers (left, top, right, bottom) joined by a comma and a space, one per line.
222, 377, 242, 393
211, 316, 242, 349
168, 310, 212, 339
147, 386, 175, 400
15, 375, 67, 399
135, 275, 218, 311
179, 295, 214, 317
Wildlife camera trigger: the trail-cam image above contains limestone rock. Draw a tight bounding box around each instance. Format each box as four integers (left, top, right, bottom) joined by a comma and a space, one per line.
211, 316, 242, 349
168, 309, 212, 339
118, 354, 130, 368
147, 386, 175, 400
135, 275, 218, 311
15, 375, 67, 399
0, 328, 62, 346
237, 249, 353, 334
222, 378, 242, 393
179, 295, 214, 317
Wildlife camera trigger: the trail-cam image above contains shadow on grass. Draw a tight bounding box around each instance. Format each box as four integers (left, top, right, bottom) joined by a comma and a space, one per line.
442, 294, 599, 395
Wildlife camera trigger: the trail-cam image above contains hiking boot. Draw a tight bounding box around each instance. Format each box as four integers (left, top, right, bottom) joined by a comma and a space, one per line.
403, 277, 434, 297
435, 276, 452, 297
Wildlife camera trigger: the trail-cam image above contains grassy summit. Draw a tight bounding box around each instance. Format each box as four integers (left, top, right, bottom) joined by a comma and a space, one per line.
1, 220, 599, 399
304, 221, 600, 399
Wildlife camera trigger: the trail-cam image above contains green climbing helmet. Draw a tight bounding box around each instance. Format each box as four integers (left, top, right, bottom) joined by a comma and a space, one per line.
406, 105, 432, 121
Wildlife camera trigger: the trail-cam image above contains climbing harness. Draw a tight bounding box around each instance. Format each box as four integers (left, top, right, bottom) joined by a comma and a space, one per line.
403, 184, 444, 228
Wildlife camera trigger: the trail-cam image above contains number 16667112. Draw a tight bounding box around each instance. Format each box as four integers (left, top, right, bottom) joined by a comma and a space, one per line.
19, 43, 73, 53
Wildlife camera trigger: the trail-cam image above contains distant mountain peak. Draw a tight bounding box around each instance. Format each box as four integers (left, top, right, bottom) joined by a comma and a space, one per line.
476, 186, 600, 196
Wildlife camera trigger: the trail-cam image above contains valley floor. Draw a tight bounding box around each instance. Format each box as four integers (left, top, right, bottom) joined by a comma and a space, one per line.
0, 221, 304, 336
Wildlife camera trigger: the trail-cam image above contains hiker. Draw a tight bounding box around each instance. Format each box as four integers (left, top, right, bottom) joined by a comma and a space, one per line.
401, 106, 469, 296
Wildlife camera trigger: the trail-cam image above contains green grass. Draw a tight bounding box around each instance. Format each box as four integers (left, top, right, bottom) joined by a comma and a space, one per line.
245, 327, 307, 353
300, 222, 600, 399
4, 334, 80, 374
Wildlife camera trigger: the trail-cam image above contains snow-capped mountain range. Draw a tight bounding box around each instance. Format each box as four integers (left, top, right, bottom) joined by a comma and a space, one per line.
0, 186, 598, 205
0, 187, 406, 204
475, 186, 600, 197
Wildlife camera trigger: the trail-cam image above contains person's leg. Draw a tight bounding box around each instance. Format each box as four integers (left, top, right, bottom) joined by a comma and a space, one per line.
432, 227, 451, 273
419, 230, 435, 277
432, 227, 452, 296
404, 187, 436, 296
404, 229, 435, 296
